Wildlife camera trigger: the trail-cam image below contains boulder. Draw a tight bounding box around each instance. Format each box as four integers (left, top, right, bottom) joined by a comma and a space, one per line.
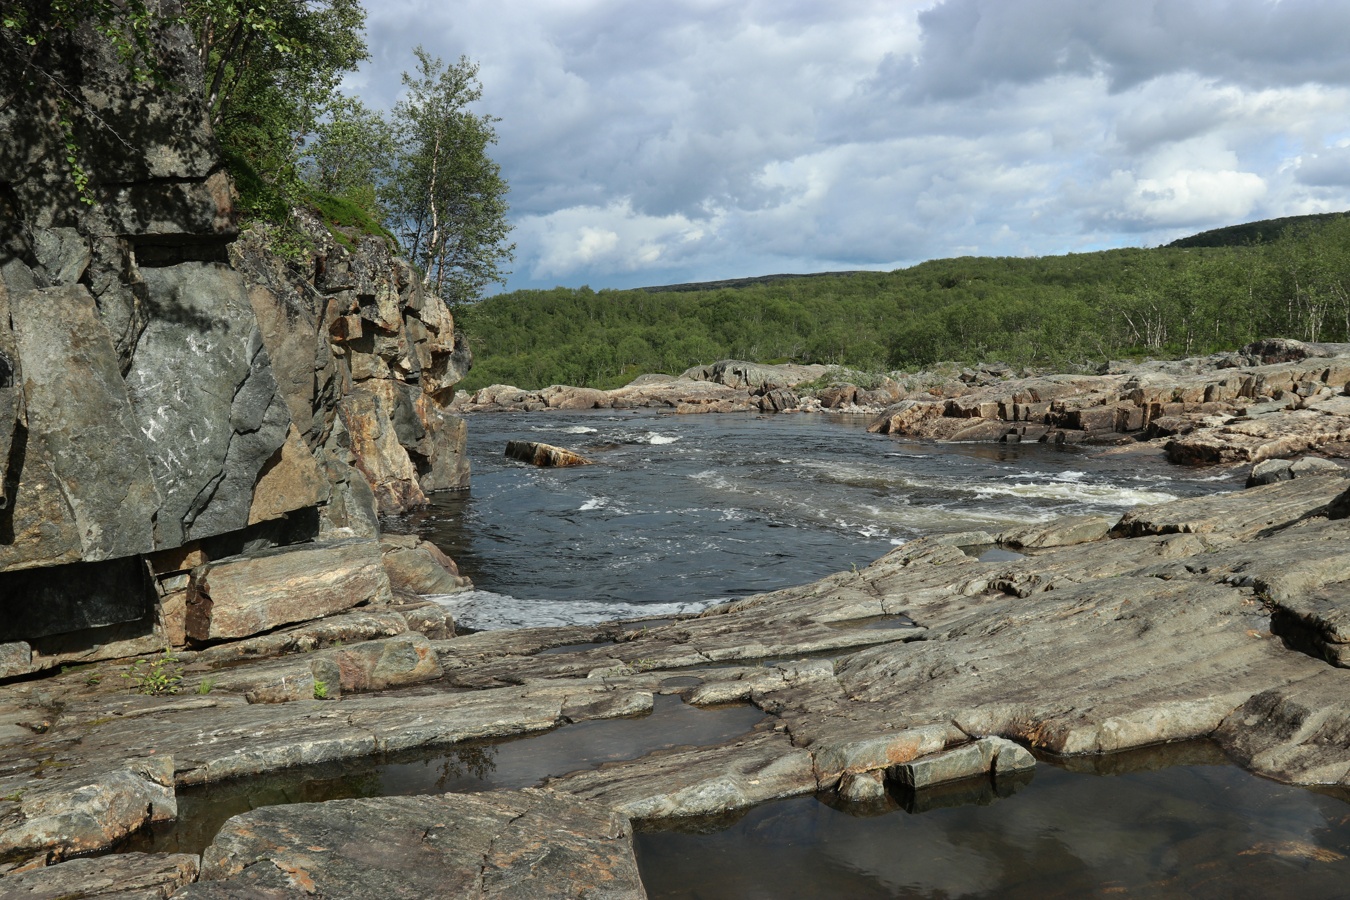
1247, 458, 1293, 487
186, 540, 393, 642
380, 533, 472, 595
504, 440, 593, 467
327, 633, 443, 692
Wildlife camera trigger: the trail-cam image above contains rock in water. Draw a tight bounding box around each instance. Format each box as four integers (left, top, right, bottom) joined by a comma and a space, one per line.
505, 440, 594, 467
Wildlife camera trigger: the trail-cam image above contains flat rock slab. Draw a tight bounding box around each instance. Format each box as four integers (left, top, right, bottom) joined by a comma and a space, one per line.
3, 851, 198, 897
997, 514, 1113, 549
504, 439, 593, 467
1111, 474, 1346, 539
186, 539, 392, 642
187, 790, 646, 899
0, 756, 176, 862
547, 729, 817, 820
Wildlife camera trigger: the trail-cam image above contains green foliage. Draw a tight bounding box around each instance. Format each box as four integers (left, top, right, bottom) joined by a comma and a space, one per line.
384, 48, 514, 304
301, 95, 393, 216
188, 0, 370, 227
121, 649, 183, 696
313, 679, 329, 700
196, 677, 217, 696
305, 187, 398, 252
457, 215, 1350, 391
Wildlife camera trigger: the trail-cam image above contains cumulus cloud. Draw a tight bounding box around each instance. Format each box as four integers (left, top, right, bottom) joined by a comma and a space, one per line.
358, 0, 1350, 291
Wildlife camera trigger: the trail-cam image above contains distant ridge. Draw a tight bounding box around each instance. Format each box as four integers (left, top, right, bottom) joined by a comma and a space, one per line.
639, 271, 872, 293
1169, 211, 1348, 248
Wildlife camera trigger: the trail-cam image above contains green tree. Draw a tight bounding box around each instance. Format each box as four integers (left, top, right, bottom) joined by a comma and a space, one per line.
187, 0, 370, 219
301, 94, 394, 216
385, 47, 514, 303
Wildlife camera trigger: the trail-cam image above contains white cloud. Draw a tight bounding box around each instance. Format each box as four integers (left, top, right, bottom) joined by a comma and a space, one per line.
357, 0, 1350, 292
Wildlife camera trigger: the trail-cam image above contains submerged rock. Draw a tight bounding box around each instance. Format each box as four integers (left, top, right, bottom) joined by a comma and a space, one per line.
505, 439, 594, 467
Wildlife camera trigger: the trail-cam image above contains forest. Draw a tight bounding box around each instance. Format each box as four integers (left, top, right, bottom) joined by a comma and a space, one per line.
454, 213, 1350, 391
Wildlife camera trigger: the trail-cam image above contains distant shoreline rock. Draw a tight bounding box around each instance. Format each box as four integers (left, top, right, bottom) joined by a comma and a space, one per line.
452, 340, 1350, 473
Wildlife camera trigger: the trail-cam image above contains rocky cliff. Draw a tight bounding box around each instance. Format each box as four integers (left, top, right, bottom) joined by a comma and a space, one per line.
0, 14, 470, 676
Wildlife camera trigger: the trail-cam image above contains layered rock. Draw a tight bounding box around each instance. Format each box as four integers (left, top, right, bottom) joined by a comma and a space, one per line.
0, 11, 471, 670
866, 342, 1350, 465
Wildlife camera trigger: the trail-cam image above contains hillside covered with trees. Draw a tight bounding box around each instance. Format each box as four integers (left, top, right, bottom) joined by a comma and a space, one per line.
455, 214, 1350, 391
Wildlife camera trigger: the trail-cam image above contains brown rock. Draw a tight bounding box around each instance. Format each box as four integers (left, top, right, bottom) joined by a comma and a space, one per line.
328, 633, 443, 692
186, 540, 393, 642
380, 534, 471, 595
246, 424, 330, 526
504, 440, 593, 467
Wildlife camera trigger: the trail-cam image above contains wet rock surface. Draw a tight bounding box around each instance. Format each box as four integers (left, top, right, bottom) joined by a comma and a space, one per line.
504, 439, 594, 467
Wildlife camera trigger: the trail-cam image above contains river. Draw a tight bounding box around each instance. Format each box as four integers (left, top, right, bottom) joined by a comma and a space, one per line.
398, 409, 1242, 630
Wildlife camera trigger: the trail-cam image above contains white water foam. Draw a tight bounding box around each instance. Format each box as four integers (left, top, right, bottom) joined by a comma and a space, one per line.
636, 431, 679, 444
579, 497, 609, 511
971, 479, 1176, 506
528, 424, 598, 435
427, 589, 718, 631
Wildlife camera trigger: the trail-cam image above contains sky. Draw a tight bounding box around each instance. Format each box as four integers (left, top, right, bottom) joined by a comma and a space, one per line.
353, 0, 1350, 294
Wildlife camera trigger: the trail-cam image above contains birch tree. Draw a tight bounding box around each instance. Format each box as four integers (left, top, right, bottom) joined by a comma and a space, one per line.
385, 47, 513, 303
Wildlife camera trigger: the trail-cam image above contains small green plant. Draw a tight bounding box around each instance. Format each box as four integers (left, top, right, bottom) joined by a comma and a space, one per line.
629, 658, 659, 673
84, 673, 102, 687
121, 649, 183, 696
1, 790, 24, 803
313, 679, 329, 700
195, 677, 216, 696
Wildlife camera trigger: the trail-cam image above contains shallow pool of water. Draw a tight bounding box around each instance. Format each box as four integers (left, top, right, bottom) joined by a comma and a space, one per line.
127, 694, 766, 855
635, 742, 1350, 899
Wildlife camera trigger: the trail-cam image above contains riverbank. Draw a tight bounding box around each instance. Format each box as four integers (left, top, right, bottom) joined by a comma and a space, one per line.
451, 339, 1350, 469
5, 470, 1350, 895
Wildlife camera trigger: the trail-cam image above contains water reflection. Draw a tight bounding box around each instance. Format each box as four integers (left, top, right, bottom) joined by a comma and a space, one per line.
125, 695, 764, 856
635, 742, 1350, 899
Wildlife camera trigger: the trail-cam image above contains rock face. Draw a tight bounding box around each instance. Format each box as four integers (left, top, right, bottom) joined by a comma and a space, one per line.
0, 13, 471, 667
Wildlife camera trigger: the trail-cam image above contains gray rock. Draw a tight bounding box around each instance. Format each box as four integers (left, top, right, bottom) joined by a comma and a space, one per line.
0, 642, 31, 679
191, 790, 646, 899
10, 283, 160, 561
547, 730, 817, 820
998, 515, 1113, 549
1290, 456, 1346, 477
0, 756, 176, 862
128, 263, 290, 548
891, 740, 995, 789
0, 851, 198, 899
1247, 458, 1293, 487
